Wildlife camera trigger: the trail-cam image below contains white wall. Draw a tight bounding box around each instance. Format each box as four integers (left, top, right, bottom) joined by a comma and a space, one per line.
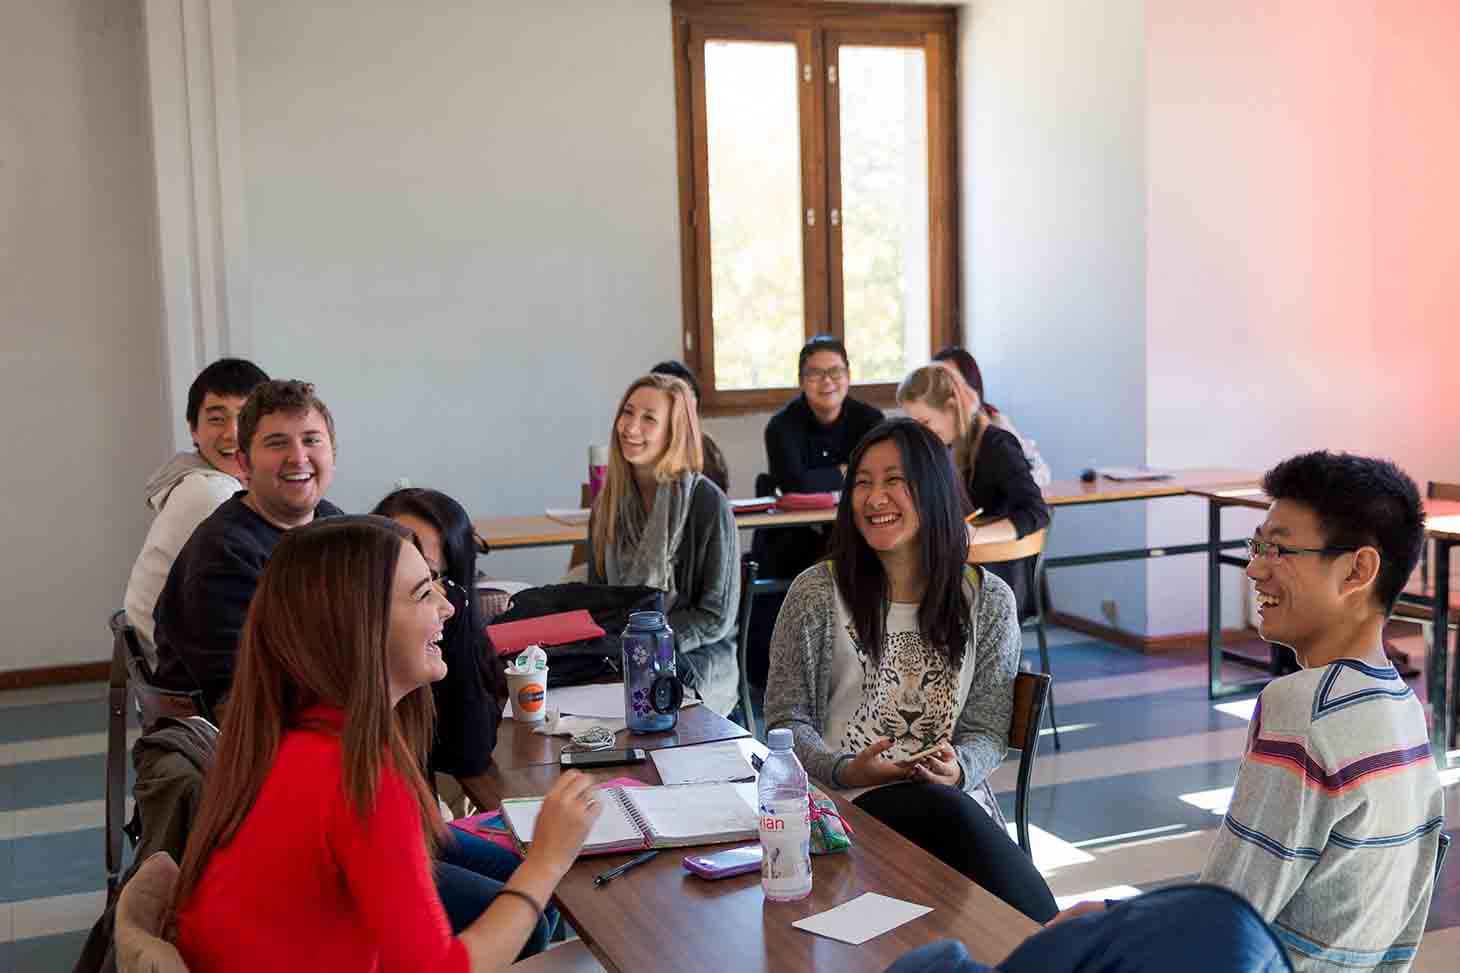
962, 0, 1150, 631
0, 0, 167, 669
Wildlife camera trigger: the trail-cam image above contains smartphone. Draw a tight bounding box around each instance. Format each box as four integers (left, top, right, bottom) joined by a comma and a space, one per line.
683, 843, 763, 879
559, 748, 647, 768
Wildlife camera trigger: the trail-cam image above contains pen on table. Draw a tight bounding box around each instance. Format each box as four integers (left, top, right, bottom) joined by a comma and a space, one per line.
594, 849, 659, 887
964, 507, 985, 524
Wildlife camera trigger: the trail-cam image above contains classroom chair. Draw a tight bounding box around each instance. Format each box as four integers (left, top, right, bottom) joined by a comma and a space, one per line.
107, 612, 214, 901
968, 528, 1060, 750
1008, 669, 1051, 858
114, 852, 189, 973
733, 558, 760, 740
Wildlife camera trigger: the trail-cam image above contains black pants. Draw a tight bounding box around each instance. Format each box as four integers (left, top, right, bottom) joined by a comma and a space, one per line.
853, 782, 1058, 923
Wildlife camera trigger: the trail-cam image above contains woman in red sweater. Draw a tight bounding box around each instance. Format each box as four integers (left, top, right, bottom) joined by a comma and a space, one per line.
171, 515, 601, 971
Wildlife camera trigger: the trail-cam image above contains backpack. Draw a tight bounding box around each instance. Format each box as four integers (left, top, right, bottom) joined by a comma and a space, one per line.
491, 583, 664, 687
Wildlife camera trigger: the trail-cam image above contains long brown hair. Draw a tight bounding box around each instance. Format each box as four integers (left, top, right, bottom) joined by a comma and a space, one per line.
170, 515, 440, 919
897, 364, 989, 484
591, 374, 703, 576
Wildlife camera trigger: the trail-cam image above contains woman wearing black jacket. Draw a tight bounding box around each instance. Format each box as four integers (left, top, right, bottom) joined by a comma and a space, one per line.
897, 365, 1050, 609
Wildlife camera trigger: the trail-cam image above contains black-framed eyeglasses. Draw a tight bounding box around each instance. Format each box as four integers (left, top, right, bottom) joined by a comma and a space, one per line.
801, 366, 848, 384
1245, 538, 1360, 562
429, 572, 467, 600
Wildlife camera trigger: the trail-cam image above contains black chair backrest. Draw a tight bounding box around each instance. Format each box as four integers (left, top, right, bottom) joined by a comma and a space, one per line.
1438, 831, 1452, 882
1007, 670, 1050, 857
105, 611, 132, 902
735, 559, 760, 739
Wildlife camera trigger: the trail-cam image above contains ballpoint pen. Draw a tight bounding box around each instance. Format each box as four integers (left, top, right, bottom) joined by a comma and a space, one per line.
594, 849, 660, 887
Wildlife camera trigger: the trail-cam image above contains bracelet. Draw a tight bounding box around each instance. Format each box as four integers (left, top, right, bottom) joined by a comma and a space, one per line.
495, 888, 543, 919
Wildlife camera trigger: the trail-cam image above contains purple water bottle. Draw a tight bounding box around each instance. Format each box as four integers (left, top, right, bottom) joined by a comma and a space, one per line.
622, 611, 682, 733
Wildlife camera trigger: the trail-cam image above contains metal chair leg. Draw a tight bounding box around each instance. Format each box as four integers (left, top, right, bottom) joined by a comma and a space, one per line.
1031, 562, 1060, 751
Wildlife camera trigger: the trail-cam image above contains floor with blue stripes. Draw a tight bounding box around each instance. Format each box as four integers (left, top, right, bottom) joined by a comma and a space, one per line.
4, 631, 1456, 971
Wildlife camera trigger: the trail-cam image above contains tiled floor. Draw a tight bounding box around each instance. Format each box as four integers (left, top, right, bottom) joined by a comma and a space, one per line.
3, 631, 1456, 971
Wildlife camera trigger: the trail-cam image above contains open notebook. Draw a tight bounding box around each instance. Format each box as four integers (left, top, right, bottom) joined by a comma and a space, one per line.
499, 782, 759, 854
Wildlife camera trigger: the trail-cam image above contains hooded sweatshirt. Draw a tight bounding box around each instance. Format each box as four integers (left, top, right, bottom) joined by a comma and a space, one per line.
123, 452, 241, 658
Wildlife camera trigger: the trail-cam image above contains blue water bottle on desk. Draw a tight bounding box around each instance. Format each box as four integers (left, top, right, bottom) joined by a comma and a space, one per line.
622, 610, 682, 733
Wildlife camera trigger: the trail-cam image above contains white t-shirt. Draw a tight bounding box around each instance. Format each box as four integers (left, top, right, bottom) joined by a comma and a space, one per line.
824, 593, 979, 769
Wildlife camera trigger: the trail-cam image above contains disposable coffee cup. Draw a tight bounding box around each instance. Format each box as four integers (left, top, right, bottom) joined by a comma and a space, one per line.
507, 668, 549, 723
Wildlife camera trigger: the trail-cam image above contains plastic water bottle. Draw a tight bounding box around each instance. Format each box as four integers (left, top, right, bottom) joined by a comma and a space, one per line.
758, 728, 812, 901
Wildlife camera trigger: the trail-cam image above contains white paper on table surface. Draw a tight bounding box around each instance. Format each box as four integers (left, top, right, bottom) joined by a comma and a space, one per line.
791, 893, 933, 946
545, 508, 591, 525
650, 738, 769, 786
1096, 466, 1173, 482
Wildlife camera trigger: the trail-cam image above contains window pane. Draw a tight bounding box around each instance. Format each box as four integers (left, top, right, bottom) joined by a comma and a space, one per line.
838, 46, 930, 385
706, 41, 804, 391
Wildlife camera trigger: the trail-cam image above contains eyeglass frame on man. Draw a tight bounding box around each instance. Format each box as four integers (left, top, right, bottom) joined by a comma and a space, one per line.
801, 365, 848, 384
1245, 537, 1361, 562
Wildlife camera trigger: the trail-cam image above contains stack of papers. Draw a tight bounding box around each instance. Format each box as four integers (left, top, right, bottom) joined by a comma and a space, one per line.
1098, 466, 1173, 482
650, 739, 767, 785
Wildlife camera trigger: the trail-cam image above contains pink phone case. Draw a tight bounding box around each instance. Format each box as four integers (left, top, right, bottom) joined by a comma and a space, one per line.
682, 844, 763, 879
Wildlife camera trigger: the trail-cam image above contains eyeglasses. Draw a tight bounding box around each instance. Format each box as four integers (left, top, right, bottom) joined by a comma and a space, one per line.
1245, 538, 1360, 561
429, 572, 467, 600
802, 366, 848, 384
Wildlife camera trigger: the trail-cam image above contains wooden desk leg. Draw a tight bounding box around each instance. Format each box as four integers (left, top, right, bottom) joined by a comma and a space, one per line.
1432, 539, 1453, 765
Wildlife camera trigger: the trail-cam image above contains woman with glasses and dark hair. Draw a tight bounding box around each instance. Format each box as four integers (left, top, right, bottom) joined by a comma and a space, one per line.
172, 516, 599, 970
373, 488, 561, 952
933, 346, 1050, 487
764, 419, 1057, 923
758, 335, 884, 580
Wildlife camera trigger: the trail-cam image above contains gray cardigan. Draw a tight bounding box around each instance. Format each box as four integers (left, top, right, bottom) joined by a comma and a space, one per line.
763, 562, 1021, 823
588, 476, 741, 714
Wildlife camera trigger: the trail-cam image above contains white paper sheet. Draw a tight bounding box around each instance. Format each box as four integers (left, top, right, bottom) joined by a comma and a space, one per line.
791, 893, 933, 946
650, 739, 768, 786
545, 507, 591, 525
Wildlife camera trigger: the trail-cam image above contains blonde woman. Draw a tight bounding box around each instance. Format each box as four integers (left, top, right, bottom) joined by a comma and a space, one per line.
898, 365, 1050, 608
587, 374, 740, 715
933, 347, 1051, 488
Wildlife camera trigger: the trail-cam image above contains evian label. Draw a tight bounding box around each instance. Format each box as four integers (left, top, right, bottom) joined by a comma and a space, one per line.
759, 799, 812, 901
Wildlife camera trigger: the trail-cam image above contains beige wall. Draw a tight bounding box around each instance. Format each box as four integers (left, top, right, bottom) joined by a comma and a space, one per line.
0, 0, 166, 670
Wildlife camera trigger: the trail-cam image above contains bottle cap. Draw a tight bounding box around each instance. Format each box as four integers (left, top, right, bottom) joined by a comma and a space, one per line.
767, 728, 793, 751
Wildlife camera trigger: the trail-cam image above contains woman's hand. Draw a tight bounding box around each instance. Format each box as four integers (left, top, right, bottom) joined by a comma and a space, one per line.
524, 771, 602, 877
841, 738, 914, 788
901, 742, 961, 788
1046, 900, 1108, 927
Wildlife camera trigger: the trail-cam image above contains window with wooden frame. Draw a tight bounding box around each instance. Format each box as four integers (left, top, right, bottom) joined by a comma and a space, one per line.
672, 1, 959, 415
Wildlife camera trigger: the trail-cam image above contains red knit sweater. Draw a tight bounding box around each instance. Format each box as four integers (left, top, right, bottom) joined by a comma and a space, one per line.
175, 706, 468, 972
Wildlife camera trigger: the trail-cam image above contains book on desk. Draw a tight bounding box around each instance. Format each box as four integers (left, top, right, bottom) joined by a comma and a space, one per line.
499, 781, 759, 855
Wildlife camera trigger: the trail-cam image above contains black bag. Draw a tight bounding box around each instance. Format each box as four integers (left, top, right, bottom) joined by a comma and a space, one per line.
491, 583, 664, 687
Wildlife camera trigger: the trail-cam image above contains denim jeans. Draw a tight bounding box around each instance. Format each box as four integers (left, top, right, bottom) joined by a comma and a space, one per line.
434, 827, 559, 958
884, 884, 1292, 973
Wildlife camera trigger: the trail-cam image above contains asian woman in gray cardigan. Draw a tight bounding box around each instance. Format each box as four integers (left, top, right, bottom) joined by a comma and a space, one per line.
764, 419, 1057, 922
587, 374, 740, 716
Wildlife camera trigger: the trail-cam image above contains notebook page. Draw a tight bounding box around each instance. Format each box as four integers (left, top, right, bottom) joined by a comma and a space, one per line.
623, 783, 759, 845
650, 739, 764, 786
500, 791, 643, 852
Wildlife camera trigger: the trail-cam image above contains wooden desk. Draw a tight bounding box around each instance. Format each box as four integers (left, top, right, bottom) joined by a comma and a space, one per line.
1188, 485, 1460, 763
478, 508, 837, 552
491, 705, 750, 771
484, 762, 1038, 972
1042, 468, 1258, 507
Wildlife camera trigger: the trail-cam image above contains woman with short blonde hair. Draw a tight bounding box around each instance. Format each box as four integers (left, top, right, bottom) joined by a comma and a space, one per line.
589, 374, 740, 715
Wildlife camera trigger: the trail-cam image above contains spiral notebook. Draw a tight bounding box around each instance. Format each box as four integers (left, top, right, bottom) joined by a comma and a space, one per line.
498, 782, 760, 854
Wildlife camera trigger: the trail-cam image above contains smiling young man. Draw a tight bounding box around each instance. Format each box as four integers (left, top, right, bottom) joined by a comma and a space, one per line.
152, 380, 344, 711
123, 358, 269, 659
1198, 451, 1445, 971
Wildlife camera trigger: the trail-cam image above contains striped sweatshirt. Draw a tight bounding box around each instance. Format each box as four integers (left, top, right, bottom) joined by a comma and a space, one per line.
1201, 659, 1446, 971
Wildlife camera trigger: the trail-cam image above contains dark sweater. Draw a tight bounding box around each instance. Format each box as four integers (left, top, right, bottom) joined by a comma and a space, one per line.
429, 601, 500, 779
764, 394, 884, 494
152, 493, 344, 709
968, 425, 1050, 539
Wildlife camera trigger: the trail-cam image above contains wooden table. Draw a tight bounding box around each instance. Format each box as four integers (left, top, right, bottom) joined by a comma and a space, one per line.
477, 508, 838, 552
483, 761, 1039, 972
490, 705, 750, 771
1188, 485, 1460, 763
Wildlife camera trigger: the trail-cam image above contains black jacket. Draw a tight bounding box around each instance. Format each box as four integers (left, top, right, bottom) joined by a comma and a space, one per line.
967, 425, 1050, 539
152, 493, 344, 709
764, 394, 884, 494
